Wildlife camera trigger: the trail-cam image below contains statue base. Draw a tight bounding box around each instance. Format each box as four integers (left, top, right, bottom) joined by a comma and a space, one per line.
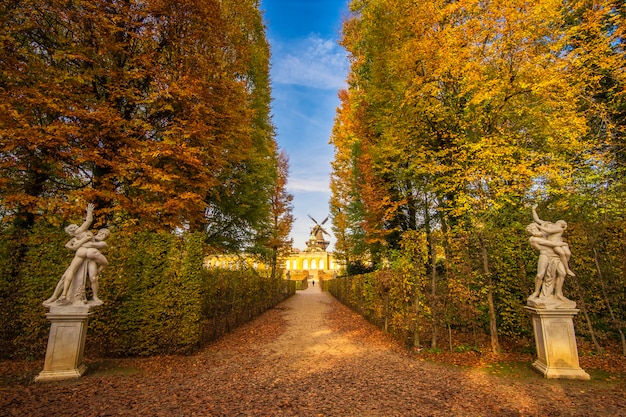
525, 306, 590, 380
527, 294, 576, 309
36, 305, 93, 382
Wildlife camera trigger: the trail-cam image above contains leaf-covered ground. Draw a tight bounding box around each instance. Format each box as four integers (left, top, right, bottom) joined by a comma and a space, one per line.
1, 285, 625, 416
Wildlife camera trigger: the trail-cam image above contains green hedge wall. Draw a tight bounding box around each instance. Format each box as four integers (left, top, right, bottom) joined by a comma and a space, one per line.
0, 224, 295, 359
323, 271, 417, 343
324, 219, 626, 353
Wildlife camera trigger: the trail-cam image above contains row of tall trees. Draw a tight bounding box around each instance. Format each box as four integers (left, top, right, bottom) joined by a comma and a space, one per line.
0, 0, 296, 358
330, 0, 625, 353
0, 0, 293, 257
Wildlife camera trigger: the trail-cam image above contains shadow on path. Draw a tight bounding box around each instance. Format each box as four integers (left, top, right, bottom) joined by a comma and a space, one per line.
1, 283, 625, 416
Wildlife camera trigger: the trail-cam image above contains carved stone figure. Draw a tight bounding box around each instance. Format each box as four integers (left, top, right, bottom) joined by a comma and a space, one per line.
43, 204, 109, 307
37, 204, 110, 382
526, 206, 576, 309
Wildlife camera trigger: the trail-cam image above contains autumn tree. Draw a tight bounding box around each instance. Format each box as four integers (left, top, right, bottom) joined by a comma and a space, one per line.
330, 88, 378, 271
331, 0, 622, 353
0, 0, 281, 252
254, 150, 294, 279
561, 0, 626, 353
204, 0, 280, 251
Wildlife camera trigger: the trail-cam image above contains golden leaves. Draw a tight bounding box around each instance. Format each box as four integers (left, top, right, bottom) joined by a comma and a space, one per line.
331, 0, 611, 257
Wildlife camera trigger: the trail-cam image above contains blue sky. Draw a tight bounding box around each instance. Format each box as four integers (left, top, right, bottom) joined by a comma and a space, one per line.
260, 0, 349, 250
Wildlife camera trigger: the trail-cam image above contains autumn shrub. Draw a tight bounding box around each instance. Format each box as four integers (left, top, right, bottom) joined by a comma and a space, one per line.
87, 230, 206, 356
327, 272, 412, 340
565, 220, 626, 352
0, 224, 294, 359
296, 278, 308, 290
200, 268, 294, 343
90, 234, 294, 357
328, 217, 626, 355
0, 223, 69, 359
0, 226, 22, 357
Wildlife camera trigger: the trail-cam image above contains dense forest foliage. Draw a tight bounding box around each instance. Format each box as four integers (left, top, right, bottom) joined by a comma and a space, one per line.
0, 0, 295, 357
330, 0, 625, 354
0, 0, 293, 252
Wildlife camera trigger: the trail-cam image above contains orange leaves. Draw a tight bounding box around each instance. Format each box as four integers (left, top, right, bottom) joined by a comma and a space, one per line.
1, 0, 280, 240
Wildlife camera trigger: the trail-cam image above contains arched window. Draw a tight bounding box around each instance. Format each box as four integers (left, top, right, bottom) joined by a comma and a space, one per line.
319, 259, 325, 269
312, 259, 317, 270
303, 260, 309, 270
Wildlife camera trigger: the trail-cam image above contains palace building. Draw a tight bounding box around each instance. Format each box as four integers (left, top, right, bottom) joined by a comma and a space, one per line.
205, 215, 343, 280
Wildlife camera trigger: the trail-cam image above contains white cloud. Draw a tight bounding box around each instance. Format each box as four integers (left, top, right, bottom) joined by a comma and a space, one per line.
271, 34, 348, 90
287, 177, 331, 193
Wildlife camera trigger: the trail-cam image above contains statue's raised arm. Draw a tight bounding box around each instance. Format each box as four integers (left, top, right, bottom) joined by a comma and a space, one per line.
74, 203, 94, 236
532, 204, 544, 226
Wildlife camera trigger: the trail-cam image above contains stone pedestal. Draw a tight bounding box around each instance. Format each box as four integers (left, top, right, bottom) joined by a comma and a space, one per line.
525, 306, 590, 380
36, 305, 92, 382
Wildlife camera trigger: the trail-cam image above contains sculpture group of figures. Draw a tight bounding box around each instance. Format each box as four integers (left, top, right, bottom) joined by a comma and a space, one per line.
34, 203, 584, 381
43, 204, 109, 307
526, 205, 577, 309
40, 204, 571, 311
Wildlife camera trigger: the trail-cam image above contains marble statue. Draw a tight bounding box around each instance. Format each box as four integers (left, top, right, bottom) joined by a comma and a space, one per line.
37, 204, 111, 381
44, 204, 109, 307
526, 205, 576, 309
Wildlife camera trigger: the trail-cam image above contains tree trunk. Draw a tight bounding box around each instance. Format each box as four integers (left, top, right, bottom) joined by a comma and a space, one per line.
437, 213, 456, 350
383, 294, 389, 333
270, 247, 278, 281
429, 235, 438, 349
571, 273, 603, 354
479, 233, 500, 354
592, 247, 625, 355
413, 294, 421, 348
92, 163, 114, 227
424, 195, 438, 348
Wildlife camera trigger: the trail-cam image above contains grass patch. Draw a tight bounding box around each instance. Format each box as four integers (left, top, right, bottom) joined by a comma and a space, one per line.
86, 360, 141, 377
480, 361, 538, 379
586, 368, 625, 385
479, 361, 625, 387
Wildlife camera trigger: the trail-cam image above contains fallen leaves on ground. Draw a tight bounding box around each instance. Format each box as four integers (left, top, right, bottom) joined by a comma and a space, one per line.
1, 292, 625, 416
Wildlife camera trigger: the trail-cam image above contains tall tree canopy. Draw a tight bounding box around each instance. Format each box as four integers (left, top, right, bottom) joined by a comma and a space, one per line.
331, 0, 625, 353
0, 0, 286, 252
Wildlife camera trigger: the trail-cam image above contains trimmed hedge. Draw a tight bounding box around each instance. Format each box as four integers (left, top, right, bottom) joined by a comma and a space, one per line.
323, 219, 626, 353
0, 224, 295, 359
323, 272, 413, 339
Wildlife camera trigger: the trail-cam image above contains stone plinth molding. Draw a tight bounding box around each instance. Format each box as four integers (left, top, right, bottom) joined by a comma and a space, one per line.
36, 307, 91, 382
525, 306, 590, 380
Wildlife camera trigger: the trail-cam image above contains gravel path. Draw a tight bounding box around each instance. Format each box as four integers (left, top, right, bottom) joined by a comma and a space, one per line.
1, 283, 625, 416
